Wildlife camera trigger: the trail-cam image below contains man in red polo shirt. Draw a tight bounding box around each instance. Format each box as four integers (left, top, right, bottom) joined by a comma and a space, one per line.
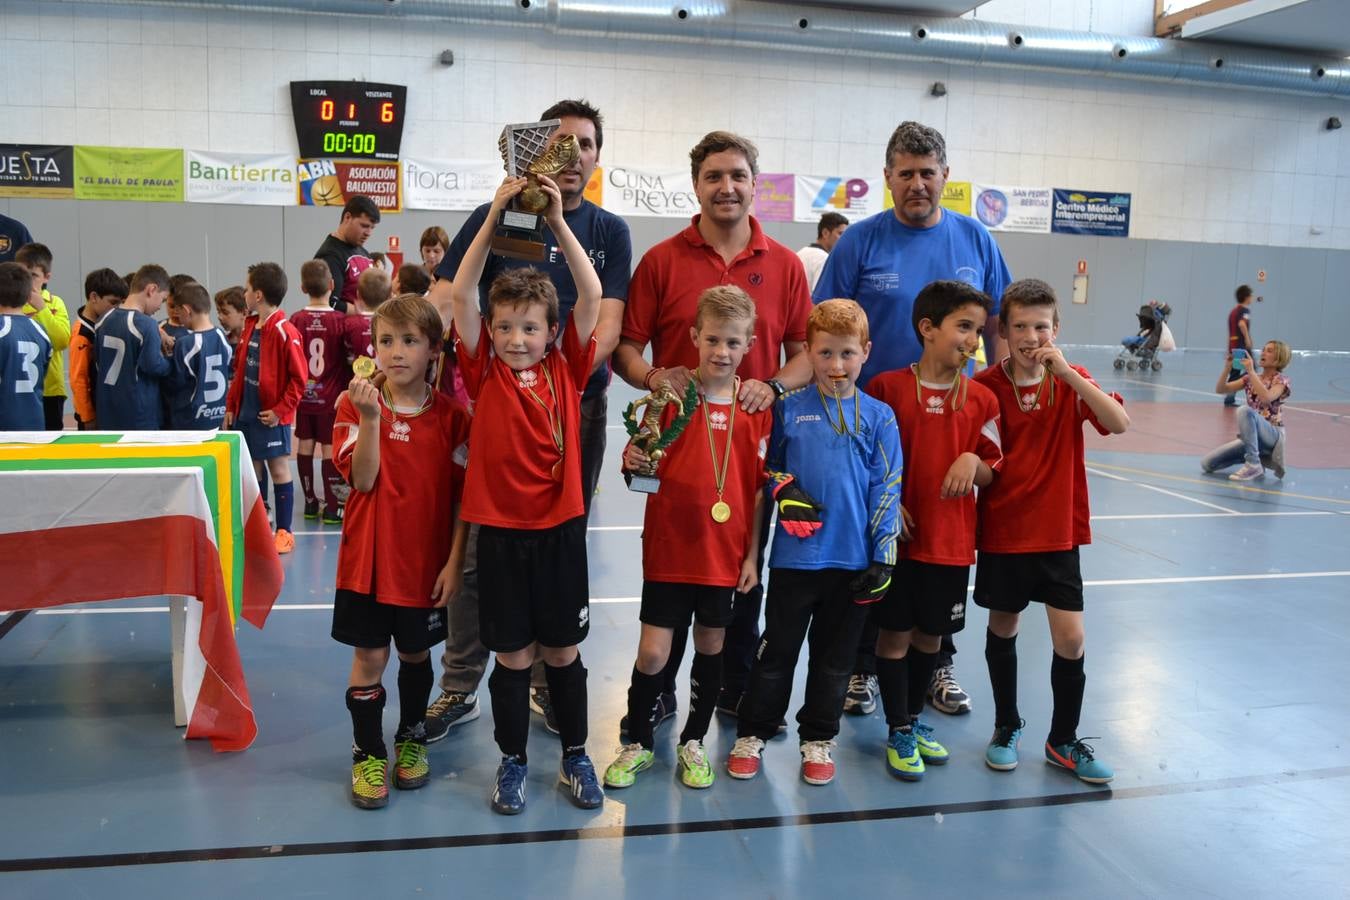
614, 130, 814, 729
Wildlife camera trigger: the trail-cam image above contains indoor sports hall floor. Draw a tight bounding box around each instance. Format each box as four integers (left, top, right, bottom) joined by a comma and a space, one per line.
3, 348, 1348, 898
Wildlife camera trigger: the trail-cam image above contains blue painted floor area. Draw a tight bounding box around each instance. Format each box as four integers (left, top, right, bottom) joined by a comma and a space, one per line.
3, 348, 1349, 898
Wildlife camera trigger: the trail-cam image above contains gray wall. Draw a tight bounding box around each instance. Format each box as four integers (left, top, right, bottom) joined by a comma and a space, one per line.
4, 197, 1344, 352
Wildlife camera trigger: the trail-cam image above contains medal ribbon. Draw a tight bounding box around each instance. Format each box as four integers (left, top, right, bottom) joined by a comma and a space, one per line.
522, 364, 565, 465
702, 378, 738, 512
817, 383, 861, 435
911, 363, 968, 413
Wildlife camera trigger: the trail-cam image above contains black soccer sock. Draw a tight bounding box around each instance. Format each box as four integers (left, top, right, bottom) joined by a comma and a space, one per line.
906, 646, 940, 721
663, 626, 688, 695
680, 651, 723, 744
544, 656, 589, 756
876, 656, 911, 731
626, 666, 664, 750
297, 453, 315, 503
1048, 652, 1086, 747
489, 662, 531, 762
274, 480, 295, 532
984, 630, 1020, 728
396, 656, 434, 741
346, 683, 386, 761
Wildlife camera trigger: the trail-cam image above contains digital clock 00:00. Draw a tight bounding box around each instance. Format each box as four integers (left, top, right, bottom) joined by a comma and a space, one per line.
322, 133, 379, 155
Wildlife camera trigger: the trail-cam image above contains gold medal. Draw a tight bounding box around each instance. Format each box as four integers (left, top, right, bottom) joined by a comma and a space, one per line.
353, 356, 376, 379
710, 500, 732, 523
551, 459, 564, 483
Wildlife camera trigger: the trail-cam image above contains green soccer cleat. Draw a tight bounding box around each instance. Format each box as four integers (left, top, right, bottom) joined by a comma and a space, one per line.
912, 719, 949, 765
394, 739, 430, 790
886, 728, 925, 781
604, 742, 655, 788
351, 755, 389, 809
677, 739, 715, 789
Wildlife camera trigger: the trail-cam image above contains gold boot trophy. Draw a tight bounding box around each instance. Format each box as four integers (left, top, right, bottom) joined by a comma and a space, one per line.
492, 119, 581, 261
622, 380, 699, 494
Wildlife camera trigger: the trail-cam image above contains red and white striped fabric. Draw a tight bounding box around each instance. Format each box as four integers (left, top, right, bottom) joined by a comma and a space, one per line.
0, 468, 261, 751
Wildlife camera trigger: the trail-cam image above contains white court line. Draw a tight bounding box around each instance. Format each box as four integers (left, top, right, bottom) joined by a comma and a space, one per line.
1087, 465, 1240, 514
1118, 378, 1345, 418
27, 570, 1350, 615
1092, 511, 1334, 520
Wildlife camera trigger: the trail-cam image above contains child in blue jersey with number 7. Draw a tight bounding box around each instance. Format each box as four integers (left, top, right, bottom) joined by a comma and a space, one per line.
94, 263, 173, 430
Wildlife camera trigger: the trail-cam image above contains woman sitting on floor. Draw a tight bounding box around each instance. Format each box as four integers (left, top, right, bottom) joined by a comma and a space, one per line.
1202, 339, 1291, 482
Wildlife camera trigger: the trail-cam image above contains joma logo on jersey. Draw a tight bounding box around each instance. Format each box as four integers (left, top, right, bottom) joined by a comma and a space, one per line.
795, 414, 822, 424
388, 420, 411, 442
813, 177, 869, 210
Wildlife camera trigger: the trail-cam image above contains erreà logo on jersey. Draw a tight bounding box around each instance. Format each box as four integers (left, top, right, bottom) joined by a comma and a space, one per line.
814, 177, 869, 211
1020, 392, 1040, 412
517, 369, 538, 389
708, 410, 729, 430
389, 420, 411, 442
925, 395, 945, 415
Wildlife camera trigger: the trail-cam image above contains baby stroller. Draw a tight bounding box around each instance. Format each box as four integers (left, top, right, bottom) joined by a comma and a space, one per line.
1114, 301, 1174, 371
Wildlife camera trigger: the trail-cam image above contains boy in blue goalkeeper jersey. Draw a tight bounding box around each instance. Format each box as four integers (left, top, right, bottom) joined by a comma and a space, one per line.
0, 263, 53, 430
727, 298, 902, 787
164, 281, 233, 430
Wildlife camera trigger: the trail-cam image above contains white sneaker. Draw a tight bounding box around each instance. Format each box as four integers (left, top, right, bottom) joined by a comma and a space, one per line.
727, 736, 766, 779
799, 739, 837, 785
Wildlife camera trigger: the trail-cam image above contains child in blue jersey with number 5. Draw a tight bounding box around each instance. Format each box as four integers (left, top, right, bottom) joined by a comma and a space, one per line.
164, 281, 233, 430
0, 263, 53, 430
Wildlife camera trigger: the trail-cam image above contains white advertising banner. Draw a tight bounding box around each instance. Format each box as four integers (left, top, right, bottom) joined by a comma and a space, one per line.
792, 174, 889, 224
402, 157, 504, 211
971, 183, 1053, 233
598, 165, 700, 219
184, 151, 295, 206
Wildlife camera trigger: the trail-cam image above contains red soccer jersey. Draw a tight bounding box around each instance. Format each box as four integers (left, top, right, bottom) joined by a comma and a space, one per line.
342, 312, 375, 379
973, 363, 1122, 554
622, 215, 811, 381
639, 395, 772, 587
867, 367, 1002, 566
290, 306, 350, 412
332, 389, 471, 607
456, 319, 596, 530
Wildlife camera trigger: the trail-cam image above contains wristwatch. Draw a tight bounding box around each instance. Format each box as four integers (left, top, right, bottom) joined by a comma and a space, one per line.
766, 378, 787, 400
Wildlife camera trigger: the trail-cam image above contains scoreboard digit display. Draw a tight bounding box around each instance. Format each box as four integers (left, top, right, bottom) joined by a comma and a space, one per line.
290, 81, 407, 161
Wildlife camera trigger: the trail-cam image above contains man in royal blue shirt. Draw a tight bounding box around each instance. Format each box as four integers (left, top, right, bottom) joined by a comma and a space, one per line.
814, 121, 1013, 721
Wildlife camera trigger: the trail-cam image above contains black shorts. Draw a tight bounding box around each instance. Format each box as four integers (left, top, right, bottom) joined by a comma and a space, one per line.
331, 588, 448, 654
640, 580, 735, 629
974, 549, 1084, 613
875, 559, 969, 636
477, 516, 589, 652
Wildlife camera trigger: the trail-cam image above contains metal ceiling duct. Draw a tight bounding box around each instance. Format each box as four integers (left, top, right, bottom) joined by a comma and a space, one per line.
68, 0, 1350, 99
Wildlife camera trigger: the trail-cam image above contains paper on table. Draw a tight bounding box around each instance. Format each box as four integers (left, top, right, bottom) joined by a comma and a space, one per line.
117, 430, 220, 445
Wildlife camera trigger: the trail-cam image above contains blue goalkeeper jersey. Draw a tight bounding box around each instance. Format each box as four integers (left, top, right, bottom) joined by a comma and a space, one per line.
767, 385, 903, 572
165, 327, 233, 429
94, 308, 171, 429
0, 313, 53, 429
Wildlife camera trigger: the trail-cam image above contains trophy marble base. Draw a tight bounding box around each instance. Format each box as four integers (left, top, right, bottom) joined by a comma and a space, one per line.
490, 234, 547, 261
626, 473, 661, 494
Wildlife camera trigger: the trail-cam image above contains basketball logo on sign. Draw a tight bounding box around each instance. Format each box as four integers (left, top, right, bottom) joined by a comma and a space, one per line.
311, 175, 343, 205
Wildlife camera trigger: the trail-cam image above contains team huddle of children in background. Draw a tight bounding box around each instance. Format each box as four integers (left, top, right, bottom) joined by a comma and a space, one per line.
0, 127, 1142, 818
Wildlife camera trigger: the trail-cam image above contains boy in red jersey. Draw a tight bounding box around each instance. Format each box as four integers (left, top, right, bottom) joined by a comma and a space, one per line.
866, 280, 1002, 782
291, 260, 349, 524
224, 262, 308, 554
332, 295, 471, 809
450, 174, 604, 815
604, 286, 772, 792
972, 278, 1129, 785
